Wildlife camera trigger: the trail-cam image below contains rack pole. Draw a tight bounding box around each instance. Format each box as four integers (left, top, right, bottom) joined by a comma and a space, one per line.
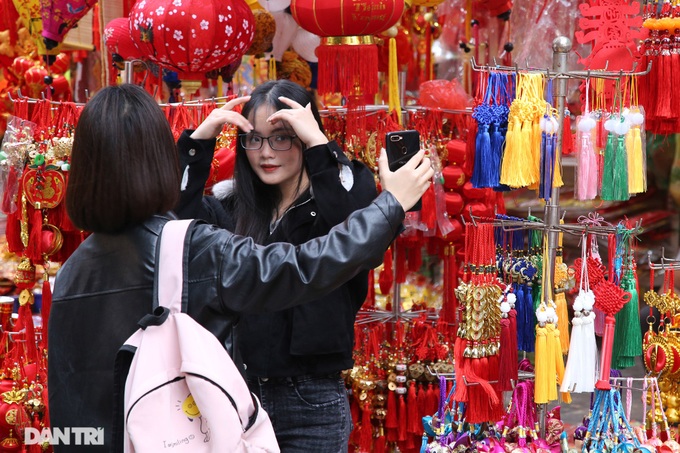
123, 61, 134, 85
538, 35, 572, 439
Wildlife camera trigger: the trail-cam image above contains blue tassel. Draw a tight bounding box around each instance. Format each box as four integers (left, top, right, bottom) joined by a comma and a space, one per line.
471, 123, 493, 187
524, 284, 536, 352
420, 434, 429, 453
489, 121, 503, 187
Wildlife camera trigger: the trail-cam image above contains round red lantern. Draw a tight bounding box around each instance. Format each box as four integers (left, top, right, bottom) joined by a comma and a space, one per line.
289, 0, 404, 95
24, 66, 48, 98
104, 17, 144, 61
49, 52, 71, 74
129, 0, 255, 88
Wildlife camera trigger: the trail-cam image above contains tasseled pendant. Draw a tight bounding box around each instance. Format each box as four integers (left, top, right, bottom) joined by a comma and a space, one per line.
600, 130, 616, 200
612, 269, 642, 369
576, 121, 599, 200
613, 131, 630, 201
534, 321, 549, 404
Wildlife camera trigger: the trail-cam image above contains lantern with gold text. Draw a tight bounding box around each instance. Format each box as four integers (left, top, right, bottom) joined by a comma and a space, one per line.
290, 0, 404, 96
129, 0, 255, 95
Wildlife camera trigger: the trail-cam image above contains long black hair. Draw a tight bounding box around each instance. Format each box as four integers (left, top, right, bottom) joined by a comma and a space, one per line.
229, 80, 324, 243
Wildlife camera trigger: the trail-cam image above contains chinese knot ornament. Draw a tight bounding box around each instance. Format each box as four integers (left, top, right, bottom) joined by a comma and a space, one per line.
290, 0, 404, 96
130, 0, 255, 90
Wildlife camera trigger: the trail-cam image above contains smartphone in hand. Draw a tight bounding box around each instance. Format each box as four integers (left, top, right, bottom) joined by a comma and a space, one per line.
385, 130, 422, 211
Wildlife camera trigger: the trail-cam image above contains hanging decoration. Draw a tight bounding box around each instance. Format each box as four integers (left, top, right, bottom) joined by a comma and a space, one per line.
289, 0, 404, 96
640, 1, 680, 134
129, 0, 256, 95
39, 0, 97, 50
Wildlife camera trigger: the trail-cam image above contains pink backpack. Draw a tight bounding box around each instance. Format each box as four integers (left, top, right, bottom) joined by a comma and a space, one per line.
114, 219, 279, 452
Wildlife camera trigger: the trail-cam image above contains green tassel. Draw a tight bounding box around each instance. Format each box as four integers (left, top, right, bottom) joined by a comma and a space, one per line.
612, 270, 642, 369
600, 132, 616, 200
613, 135, 630, 201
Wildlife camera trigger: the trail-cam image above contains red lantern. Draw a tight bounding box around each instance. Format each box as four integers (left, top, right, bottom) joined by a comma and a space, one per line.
289, 0, 404, 95
130, 0, 255, 88
11, 57, 34, 81
104, 17, 144, 61
49, 52, 71, 74
24, 66, 48, 98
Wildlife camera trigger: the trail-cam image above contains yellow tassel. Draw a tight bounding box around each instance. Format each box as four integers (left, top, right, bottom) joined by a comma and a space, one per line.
555, 292, 570, 353
546, 323, 558, 401
628, 126, 645, 194
553, 135, 564, 187
217, 75, 224, 98
268, 55, 277, 81
534, 323, 549, 404
500, 118, 525, 187
388, 37, 402, 126
528, 117, 542, 189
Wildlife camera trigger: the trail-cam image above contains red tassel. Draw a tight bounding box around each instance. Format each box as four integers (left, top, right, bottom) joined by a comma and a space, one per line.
407, 381, 421, 435
365, 270, 375, 308
41, 275, 51, 349
385, 390, 398, 430
497, 317, 513, 391
417, 383, 428, 424
358, 403, 373, 453
656, 54, 672, 119
672, 53, 680, 118
398, 395, 407, 442
378, 248, 393, 295
407, 246, 422, 273
453, 337, 468, 402
27, 206, 44, 264
426, 383, 438, 416
374, 433, 386, 453
5, 211, 23, 253
420, 185, 436, 230
562, 113, 574, 155
316, 43, 379, 96
464, 122, 477, 177
441, 246, 459, 329
395, 242, 407, 284
350, 396, 361, 445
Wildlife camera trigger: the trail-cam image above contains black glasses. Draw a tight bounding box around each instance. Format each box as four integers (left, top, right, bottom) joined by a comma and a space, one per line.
239, 133, 298, 151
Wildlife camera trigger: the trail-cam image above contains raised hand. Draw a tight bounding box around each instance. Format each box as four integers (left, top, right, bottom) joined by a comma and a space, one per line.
266, 96, 328, 148
378, 148, 433, 212
190, 96, 253, 140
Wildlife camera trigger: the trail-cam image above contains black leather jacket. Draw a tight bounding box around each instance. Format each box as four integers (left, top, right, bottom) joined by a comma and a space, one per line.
48, 193, 403, 451
176, 132, 378, 377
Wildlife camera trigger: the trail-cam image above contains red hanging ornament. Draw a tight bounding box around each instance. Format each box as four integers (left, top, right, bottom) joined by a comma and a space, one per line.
289, 0, 403, 96
130, 0, 255, 93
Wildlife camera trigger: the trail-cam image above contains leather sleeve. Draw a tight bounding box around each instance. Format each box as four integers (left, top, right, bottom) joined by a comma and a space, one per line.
175, 130, 217, 220
191, 190, 404, 315
304, 141, 377, 227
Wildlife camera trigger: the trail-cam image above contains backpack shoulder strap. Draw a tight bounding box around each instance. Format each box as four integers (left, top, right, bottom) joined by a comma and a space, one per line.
153, 219, 195, 313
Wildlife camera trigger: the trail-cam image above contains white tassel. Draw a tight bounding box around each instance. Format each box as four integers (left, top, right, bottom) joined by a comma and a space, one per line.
579, 311, 598, 392
561, 312, 583, 393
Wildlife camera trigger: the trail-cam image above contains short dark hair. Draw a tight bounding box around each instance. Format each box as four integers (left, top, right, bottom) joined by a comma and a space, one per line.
66, 84, 180, 233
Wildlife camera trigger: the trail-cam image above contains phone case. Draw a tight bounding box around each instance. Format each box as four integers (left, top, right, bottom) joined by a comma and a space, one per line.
386, 130, 420, 171
385, 130, 422, 211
